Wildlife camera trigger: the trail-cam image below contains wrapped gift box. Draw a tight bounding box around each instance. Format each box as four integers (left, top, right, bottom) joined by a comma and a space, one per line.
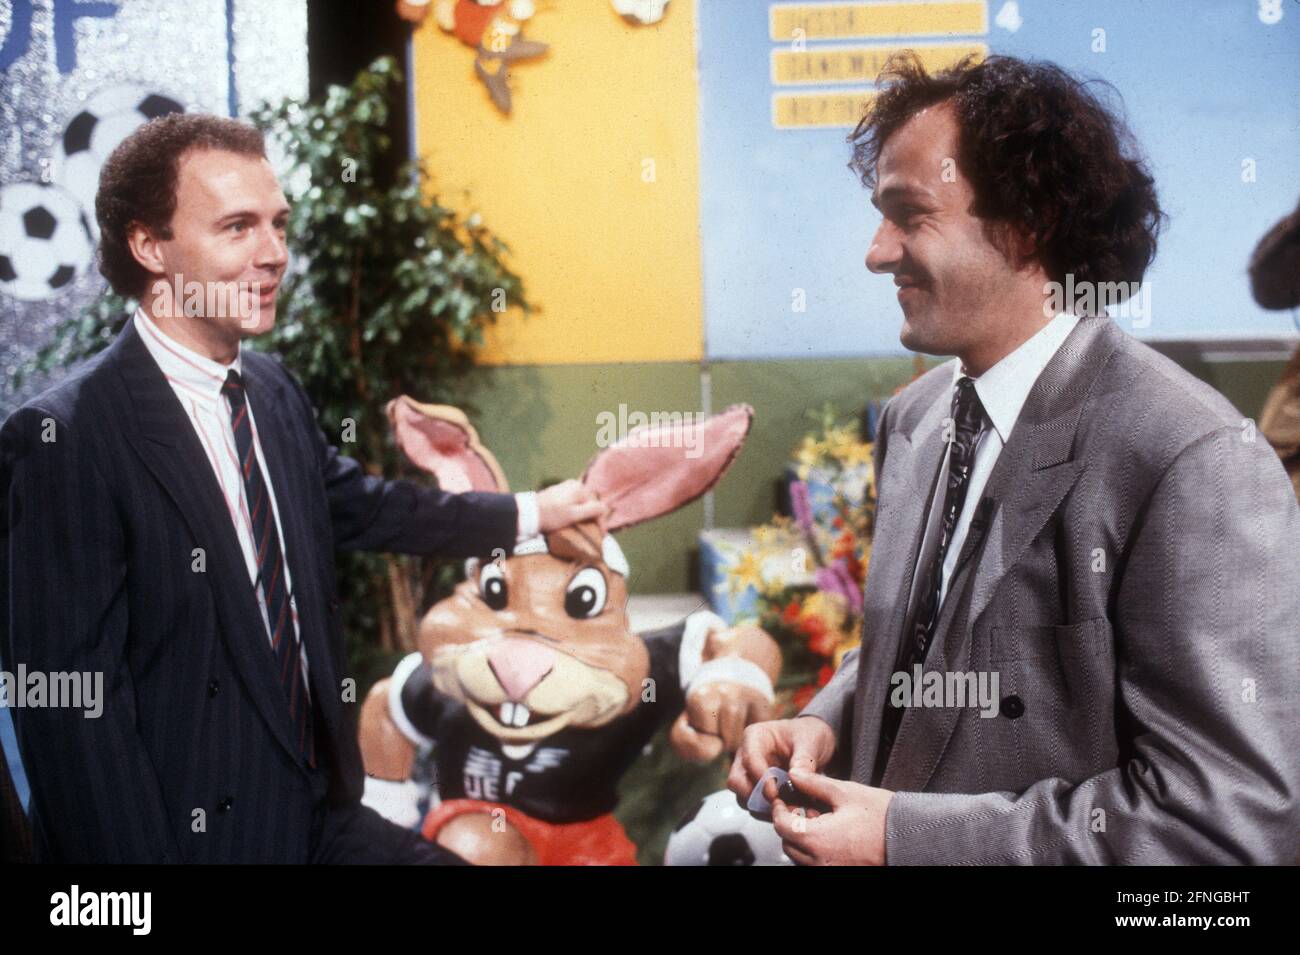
698, 527, 815, 625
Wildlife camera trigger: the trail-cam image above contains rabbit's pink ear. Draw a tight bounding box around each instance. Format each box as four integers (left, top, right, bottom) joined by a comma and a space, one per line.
386, 396, 509, 493
582, 404, 753, 531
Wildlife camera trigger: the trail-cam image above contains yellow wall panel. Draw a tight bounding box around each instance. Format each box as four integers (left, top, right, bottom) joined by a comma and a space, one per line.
412, 3, 704, 365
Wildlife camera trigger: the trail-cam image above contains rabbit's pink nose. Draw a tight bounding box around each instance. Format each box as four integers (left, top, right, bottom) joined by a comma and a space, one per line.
487, 638, 556, 702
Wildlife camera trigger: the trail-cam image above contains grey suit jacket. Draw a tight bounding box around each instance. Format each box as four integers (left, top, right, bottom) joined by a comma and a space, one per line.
802, 315, 1300, 864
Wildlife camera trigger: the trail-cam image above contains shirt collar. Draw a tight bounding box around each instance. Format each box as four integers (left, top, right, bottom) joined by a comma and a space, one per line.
133, 306, 242, 404
951, 311, 1081, 444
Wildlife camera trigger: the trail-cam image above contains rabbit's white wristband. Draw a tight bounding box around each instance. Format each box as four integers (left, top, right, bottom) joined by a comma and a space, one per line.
678, 610, 727, 688
686, 658, 775, 703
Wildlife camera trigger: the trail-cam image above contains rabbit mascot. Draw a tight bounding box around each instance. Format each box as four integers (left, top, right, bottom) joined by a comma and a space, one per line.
359, 398, 781, 865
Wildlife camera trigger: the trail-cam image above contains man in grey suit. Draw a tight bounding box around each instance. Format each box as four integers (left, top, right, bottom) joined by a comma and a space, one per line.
729, 53, 1300, 864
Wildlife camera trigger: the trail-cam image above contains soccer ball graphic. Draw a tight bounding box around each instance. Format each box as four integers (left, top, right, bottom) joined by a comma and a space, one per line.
0, 183, 93, 301
53, 85, 184, 236
664, 790, 792, 866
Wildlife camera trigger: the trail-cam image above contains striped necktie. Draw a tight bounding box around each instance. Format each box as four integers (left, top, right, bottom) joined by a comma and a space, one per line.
221, 369, 315, 767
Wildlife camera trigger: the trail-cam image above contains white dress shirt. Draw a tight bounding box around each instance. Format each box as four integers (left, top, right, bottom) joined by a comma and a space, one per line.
134, 308, 538, 692
905, 311, 1081, 620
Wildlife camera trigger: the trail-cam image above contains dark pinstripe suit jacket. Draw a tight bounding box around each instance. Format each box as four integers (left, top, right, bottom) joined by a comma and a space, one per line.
0, 317, 518, 863
803, 315, 1300, 863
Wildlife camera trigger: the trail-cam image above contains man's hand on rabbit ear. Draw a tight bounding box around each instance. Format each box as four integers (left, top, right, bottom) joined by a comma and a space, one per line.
536, 479, 608, 533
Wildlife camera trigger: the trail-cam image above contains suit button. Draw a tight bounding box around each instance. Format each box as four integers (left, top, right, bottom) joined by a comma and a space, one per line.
218, 796, 234, 813
208, 679, 220, 697
1000, 695, 1025, 719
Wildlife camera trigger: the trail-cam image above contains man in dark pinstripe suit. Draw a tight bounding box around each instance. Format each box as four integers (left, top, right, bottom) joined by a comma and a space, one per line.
0, 113, 604, 863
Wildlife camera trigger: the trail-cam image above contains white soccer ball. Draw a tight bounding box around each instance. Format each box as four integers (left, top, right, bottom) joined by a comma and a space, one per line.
0, 183, 93, 301
664, 789, 792, 866
53, 85, 185, 236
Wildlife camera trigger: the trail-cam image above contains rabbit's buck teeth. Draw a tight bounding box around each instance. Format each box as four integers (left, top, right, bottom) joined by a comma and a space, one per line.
499, 702, 532, 727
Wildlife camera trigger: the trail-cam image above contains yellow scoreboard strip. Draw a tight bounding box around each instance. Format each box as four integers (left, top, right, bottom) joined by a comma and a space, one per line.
770, 1, 988, 42
772, 42, 985, 85
772, 90, 877, 129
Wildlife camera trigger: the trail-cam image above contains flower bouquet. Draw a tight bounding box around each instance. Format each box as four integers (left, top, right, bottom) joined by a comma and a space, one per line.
749, 405, 879, 715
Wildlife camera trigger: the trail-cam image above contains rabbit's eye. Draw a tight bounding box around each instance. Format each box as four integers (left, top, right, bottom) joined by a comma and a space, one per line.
564, 567, 607, 619
479, 562, 508, 610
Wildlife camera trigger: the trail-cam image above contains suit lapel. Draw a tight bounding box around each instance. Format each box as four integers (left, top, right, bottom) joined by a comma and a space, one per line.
961, 316, 1118, 632
878, 316, 1121, 791
108, 319, 304, 768
849, 379, 949, 782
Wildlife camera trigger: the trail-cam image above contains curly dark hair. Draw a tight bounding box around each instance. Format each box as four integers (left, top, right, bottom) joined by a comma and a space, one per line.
95, 112, 267, 298
849, 52, 1165, 290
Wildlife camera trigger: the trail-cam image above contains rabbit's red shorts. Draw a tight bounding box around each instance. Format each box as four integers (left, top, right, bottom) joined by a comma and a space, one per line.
421, 798, 639, 866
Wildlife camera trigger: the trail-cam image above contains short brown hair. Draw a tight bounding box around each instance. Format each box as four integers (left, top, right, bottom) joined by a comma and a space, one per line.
849, 52, 1165, 291
95, 113, 267, 298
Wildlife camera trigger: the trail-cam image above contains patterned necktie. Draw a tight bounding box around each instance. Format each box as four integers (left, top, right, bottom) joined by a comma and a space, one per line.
221, 369, 315, 767
877, 375, 987, 768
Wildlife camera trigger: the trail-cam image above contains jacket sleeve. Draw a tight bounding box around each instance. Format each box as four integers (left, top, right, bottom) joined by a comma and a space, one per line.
884, 424, 1300, 864
274, 358, 518, 558
798, 398, 891, 744
798, 649, 859, 744
1, 408, 182, 863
